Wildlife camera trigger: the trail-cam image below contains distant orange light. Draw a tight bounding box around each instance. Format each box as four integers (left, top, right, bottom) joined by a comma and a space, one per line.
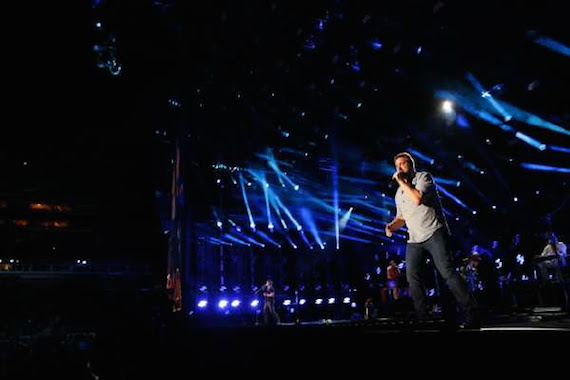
53, 221, 69, 228
30, 203, 52, 211
39, 220, 69, 228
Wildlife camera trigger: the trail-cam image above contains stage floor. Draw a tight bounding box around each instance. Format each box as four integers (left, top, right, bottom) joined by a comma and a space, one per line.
4, 307, 569, 378
144, 308, 570, 374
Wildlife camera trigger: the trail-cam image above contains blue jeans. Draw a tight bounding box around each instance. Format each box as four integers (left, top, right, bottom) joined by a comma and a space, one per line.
406, 228, 475, 321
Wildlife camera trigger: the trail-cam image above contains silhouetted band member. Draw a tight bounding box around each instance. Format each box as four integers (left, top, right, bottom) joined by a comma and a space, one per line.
262, 279, 280, 325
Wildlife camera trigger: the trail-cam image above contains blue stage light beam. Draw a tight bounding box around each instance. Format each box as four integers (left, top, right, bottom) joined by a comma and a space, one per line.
255, 230, 281, 248
311, 209, 384, 238
339, 207, 353, 231
300, 208, 324, 249
369, 38, 383, 50
455, 177, 494, 206
261, 179, 274, 230
238, 173, 256, 230
335, 208, 376, 224
465, 106, 510, 130
212, 209, 222, 229
465, 72, 512, 121
434, 177, 461, 187
349, 222, 407, 239
447, 84, 570, 136
263, 154, 287, 188
276, 147, 309, 158
337, 175, 379, 185
342, 224, 377, 237
527, 30, 570, 57
436, 89, 519, 131
320, 231, 374, 244
514, 131, 547, 151
269, 192, 302, 231
407, 148, 435, 165
265, 159, 300, 191
438, 94, 510, 132
240, 234, 265, 247
464, 161, 485, 174
223, 233, 251, 246
353, 205, 381, 220
209, 237, 233, 246
456, 113, 471, 129
438, 88, 570, 138
436, 184, 472, 211
351, 224, 407, 240
350, 199, 391, 216
332, 161, 340, 249
460, 104, 548, 151
227, 219, 242, 232
306, 194, 336, 214
520, 163, 570, 173
299, 230, 314, 249
269, 195, 288, 230
285, 234, 298, 249
377, 161, 397, 177
493, 101, 570, 136
549, 145, 570, 153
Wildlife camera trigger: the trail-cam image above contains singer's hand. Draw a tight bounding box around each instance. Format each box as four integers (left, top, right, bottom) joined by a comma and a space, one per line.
392, 171, 404, 182
385, 224, 393, 237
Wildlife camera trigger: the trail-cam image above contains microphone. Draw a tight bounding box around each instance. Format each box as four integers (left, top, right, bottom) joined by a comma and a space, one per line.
391, 171, 407, 183
389, 171, 401, 186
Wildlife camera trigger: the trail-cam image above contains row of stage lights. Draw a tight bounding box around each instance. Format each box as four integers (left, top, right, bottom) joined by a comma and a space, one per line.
192, 254, 539, 316
195, 296, 357, 311
0, 259, 90, 266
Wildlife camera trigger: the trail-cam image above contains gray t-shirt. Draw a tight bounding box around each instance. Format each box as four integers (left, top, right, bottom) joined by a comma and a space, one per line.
395, 171, 448, 243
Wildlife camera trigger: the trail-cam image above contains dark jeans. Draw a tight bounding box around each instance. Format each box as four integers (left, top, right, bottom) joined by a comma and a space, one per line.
406, 228, 476, 322
263, 300, 280, 325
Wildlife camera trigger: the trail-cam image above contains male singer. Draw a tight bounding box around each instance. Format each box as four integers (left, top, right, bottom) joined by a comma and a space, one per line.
385, 152, 478, 328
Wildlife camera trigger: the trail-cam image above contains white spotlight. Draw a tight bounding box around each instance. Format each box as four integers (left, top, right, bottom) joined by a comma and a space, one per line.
441, 100, 454, 113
